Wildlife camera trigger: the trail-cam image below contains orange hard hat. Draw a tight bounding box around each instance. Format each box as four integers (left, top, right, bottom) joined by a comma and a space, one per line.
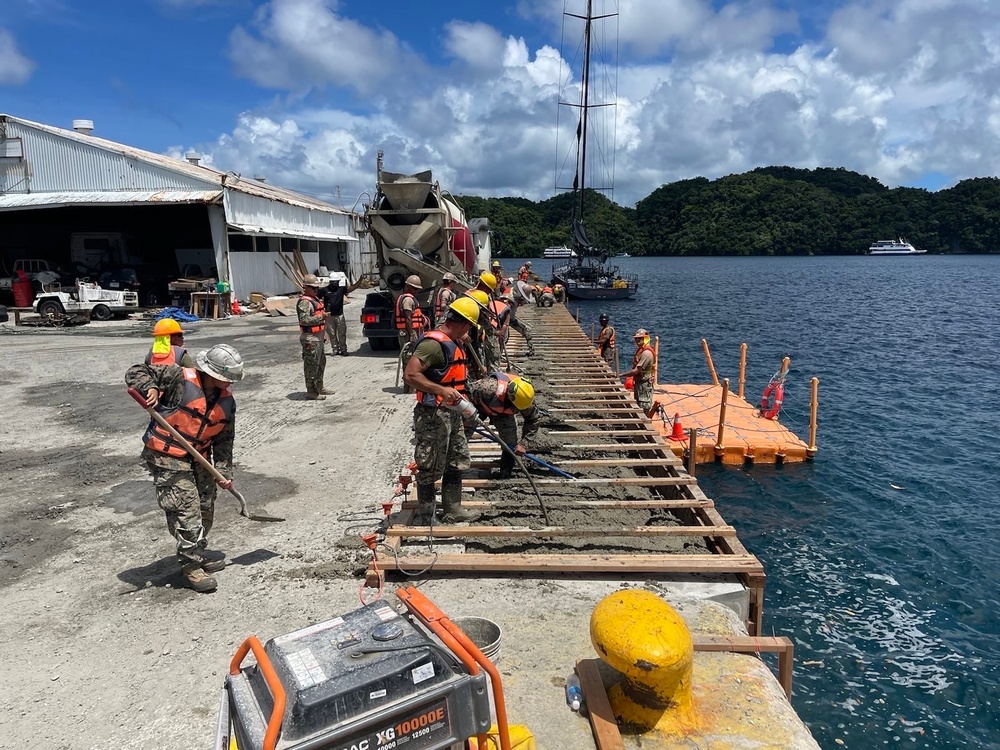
153, 319, 184, 336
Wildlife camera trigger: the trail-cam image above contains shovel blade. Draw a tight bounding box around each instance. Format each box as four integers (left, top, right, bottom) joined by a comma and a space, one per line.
242, 509, 286, 523
230, 487, 285, 522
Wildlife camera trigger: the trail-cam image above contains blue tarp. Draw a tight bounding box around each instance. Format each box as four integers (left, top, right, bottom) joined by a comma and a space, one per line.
155, 307, 200, 323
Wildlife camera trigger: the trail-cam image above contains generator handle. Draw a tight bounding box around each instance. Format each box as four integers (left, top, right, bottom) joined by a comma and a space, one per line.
397, 587, 511, 750
230, 636, 286, 750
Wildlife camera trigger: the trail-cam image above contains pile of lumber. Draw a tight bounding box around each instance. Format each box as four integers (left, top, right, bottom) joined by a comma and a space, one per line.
274, 249, 309, 290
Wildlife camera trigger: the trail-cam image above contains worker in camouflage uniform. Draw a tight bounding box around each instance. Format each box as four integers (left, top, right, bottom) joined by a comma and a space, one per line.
621, 328, 656, 413
297, 274, 332, 400
595, 313, 616, 367
464, 289, 496, 377
403, 297, 482, 525
466, 372, 541, 479
125, 344, 244, 593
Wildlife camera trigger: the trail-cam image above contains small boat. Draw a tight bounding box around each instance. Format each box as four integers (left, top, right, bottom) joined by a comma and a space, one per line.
868, 238, 925, 255
616, 253, 632, 258
543, 246, 577, 259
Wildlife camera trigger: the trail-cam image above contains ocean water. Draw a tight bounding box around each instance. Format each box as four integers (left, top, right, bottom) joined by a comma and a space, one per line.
518, 255, 1000, 749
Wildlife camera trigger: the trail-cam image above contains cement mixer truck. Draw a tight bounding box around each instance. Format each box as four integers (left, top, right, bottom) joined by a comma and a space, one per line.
360, 155, 492, 350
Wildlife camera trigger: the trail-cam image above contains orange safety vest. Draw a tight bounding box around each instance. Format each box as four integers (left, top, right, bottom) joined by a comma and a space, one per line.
633, 344, 655, 383
543, 286, 553, 294
599, 326, 616, 352
489, 299, 510, 330
414, 330, 467, 408
143, 368, 235, 459
518, 271, 529, 282
395, 292, 427, 332
145, 345, 187, 366
478, 372, 515, 417
433, 285, 455, 322
299, 294, 325, 334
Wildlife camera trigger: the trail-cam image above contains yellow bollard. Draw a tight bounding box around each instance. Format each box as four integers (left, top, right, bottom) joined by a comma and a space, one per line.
590, 589, 697, 733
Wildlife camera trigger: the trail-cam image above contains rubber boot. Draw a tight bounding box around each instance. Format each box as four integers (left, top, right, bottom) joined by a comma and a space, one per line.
498, 452, 515, 480
440, 472, 480, 524
411, 482, 437, 526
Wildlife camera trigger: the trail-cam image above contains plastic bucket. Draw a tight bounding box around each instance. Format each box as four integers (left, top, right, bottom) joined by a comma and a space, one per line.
452, 617, 502, 663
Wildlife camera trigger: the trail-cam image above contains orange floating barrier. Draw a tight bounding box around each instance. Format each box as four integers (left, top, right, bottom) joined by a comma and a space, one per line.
649, 383, 814, 465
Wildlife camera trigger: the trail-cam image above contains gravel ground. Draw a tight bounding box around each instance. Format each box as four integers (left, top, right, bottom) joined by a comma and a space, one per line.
0, 302, 763, 750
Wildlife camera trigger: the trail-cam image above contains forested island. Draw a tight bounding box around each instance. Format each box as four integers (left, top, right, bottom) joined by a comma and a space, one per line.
457, 167, 1000, 258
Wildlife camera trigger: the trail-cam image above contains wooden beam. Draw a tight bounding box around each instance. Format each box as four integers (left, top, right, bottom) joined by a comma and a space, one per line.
691, 635, 794, 699
380, 552, 764, 573
469, 458, 682, 468
387, 524, 738, 539
443, 477, 694, 488
575, 659, 625, 750
436, 499, 715, 510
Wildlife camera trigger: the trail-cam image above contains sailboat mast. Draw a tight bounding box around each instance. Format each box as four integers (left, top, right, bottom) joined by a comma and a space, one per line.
578, 0, 593, 222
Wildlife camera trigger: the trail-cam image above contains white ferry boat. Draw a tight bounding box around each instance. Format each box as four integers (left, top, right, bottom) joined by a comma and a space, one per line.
868, 238, 925, 255
543, 246, 577, 259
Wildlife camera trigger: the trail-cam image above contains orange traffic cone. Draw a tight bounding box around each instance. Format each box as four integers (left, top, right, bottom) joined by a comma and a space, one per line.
668, 413, 687, 441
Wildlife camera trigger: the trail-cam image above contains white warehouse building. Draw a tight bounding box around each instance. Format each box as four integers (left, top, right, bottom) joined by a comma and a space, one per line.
0, 113, 371, 305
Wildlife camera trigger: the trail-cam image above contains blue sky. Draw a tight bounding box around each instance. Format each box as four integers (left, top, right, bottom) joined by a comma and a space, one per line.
2, 0, 997, 205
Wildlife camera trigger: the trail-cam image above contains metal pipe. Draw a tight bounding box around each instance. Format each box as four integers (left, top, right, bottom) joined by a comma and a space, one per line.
808, 377, 819, 458
738, 343, 747, 399
715, 378, 729, 458
702, 338, 719, 385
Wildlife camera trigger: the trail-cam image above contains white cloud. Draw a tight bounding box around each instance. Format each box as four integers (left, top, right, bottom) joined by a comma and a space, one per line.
0, 28, 35, 86
229, 0, 419, 94
190, 1, 1000, 209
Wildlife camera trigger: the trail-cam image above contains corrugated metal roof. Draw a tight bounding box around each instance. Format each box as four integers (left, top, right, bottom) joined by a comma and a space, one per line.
0, 189, 220, 211
0, 114, 356, 218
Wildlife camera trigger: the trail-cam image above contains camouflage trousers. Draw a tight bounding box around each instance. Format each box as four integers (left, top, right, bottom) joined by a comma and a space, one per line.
634, 379, 654, 413
150, 464, 217, 567
510, 317, 532, 342
300, 336, 326, 393
601, 346, 617, 369
325, 315, 347, 354
482, 332, 502, 372
413, 404, 470, 486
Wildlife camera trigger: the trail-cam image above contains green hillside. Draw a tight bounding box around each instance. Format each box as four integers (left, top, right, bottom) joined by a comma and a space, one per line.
456, 168, 1000, 258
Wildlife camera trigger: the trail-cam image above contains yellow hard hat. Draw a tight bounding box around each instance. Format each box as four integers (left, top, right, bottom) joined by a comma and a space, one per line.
466, 289, 490, 307
478, 272, 497, 291
448, 297, 481, 328
153, 319, 184, 336
507, 376, 535, 411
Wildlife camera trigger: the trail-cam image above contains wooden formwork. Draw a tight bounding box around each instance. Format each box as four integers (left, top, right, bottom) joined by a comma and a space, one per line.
377, 304, 766, 635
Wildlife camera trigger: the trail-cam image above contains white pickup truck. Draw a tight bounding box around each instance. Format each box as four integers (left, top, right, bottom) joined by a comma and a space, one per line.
33, 280, 139, 320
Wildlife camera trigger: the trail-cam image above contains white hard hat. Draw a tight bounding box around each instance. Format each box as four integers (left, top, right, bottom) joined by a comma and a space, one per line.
442, 272, 457, 282
196, 344, 245, 382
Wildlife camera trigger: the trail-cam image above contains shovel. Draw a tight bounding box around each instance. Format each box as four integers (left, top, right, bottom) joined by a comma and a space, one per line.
127, 387, 285, 522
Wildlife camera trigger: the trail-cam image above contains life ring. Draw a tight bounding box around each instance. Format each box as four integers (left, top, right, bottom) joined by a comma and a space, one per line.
760, 381, 784, 420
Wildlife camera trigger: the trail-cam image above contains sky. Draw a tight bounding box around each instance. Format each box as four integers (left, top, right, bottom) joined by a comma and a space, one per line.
2, 0, 1000, 208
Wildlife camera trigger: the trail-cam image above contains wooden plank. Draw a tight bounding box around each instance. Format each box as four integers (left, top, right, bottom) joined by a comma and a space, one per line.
387, 524, 738, 539
380, 552, 764, 573
446, 477, 694, 488
691, 635, 794, 699
551, 444, 669, 451
547, 430, 663, 437
469, 458, 682, 468
446, 499, 715, 510
576, 659, 625, 750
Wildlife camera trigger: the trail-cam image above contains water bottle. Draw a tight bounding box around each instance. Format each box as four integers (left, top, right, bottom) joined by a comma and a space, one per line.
565, 673, 584, 712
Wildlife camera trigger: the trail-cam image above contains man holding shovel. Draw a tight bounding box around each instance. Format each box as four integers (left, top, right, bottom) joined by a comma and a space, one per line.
465, 372, 540, 480
125, 344, 244, 593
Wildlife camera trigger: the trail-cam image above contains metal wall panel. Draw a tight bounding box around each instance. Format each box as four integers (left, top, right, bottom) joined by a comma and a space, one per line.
2, 119, 217, 194
224, 190, 356, 241
229, 251, 319, 298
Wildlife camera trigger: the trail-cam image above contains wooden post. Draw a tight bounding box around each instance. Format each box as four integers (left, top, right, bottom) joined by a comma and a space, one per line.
653, 335, 660, 386
615, 346, 620, 377
715, 378, 729, 458
807, 377, 819, 458
738, 343, 747, 399
687, 427, 697, 476
702, 338, 720, 386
